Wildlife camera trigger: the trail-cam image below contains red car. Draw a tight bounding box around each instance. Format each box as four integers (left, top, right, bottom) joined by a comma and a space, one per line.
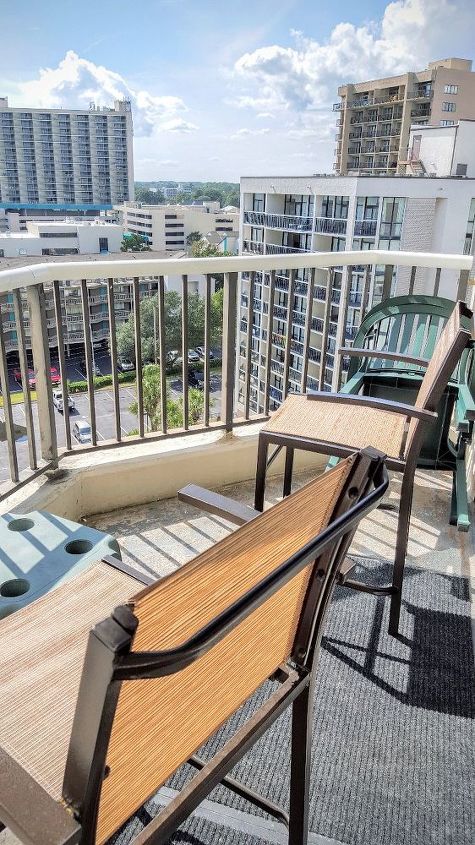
12, 366, 61, 388
12, 367, 35, 385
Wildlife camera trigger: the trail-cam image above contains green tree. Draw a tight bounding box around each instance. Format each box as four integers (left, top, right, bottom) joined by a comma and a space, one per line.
186, 231, 203, 246
121, 233, 151, 252
129, 364, 206, 431
116, 289, 223, 363
135, 186, 165, 204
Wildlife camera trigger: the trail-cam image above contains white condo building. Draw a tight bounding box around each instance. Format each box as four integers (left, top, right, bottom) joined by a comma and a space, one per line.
118, 201, 239, 251
0, 98, 134, 216
239, 173, 475, 411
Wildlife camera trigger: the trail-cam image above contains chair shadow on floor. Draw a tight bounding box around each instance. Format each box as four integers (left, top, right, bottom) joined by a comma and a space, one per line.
322, 561, 475, 718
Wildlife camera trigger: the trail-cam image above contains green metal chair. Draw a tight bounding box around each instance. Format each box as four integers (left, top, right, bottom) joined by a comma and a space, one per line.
336, 295, 475, 530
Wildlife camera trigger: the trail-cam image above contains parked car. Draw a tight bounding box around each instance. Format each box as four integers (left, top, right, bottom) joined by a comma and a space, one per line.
49, 366, 61, 385
52, 389, 75, 414
188, 369, 204, 389
117, 359, 135, 372
195, 347, 215, 360
72, 418, 92, 444
12, 367, 34, 385
187, 349, 201, 364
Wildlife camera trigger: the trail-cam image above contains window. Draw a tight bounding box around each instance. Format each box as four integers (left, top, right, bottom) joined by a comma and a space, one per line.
252, 193, 265, 212
442, 102, 456, 112
463, 198, 475, 255
379, 197, 405, 247
99, 237, 109, 252
39, 232, 76, 238
355, 196, 379, 221
440, 120, 455, 126
456, 164, 468, 176
444, 84, 458, 94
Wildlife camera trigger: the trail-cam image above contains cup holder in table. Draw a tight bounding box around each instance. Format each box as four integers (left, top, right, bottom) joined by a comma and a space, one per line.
64, 539, 93, 555
0, 578, 30, 598
7, 518, 35, 532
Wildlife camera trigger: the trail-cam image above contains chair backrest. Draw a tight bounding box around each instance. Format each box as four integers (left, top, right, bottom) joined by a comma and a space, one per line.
348, 294, 473, 383
63, 448, 387, 844
405, 301, 473, 457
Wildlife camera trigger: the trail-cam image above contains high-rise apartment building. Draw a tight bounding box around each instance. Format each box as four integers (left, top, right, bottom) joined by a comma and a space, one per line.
0, 98, 134, 213
334, 58, 475, 176
239, 174, 475, 411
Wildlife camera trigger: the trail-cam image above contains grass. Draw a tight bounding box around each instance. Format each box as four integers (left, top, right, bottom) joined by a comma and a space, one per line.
0, 390, 37, 407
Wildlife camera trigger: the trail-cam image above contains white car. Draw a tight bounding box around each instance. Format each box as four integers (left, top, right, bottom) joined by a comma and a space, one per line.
118, 359, 135, 372
73, 419, 92, 444
187, 350, 201, 364
52, 389, 75, 413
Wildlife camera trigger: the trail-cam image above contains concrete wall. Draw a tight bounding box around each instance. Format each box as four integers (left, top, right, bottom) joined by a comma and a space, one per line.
0, 426, 326, 521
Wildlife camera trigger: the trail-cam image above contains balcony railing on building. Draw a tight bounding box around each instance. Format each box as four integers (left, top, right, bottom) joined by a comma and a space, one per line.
0, 249, 471, 500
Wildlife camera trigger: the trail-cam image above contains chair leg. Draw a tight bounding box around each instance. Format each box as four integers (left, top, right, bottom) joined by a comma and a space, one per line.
283, 447, 294, 498
388, 469, 415, 637
254, 435, 269, 512
454, 457, 470, 532
288, 681, 313, 845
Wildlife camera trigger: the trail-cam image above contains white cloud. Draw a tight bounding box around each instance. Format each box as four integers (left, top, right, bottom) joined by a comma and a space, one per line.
8, 50, 197, 137
231, 127, 271, 138
232, 0, 467, 117
160, 118, 199, 133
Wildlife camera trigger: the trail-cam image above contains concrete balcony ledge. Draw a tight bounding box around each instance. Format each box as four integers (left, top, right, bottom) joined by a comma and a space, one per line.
0, 423, 327, 522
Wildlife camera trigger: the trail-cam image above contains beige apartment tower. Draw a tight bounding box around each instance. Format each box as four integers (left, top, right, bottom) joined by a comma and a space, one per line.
334, 58, 475, 176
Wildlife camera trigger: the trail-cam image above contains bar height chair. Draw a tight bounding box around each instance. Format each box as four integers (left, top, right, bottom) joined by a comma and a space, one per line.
254, 301, 473, 636
0, 448, 387, 845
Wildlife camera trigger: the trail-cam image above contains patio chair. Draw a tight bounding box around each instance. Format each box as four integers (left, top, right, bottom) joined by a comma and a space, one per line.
254, 300, 472, 637
0, 447, 387, 845
333, 295, 475, 530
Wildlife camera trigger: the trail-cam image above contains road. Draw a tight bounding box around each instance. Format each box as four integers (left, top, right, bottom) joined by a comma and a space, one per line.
0, 350, 222, 489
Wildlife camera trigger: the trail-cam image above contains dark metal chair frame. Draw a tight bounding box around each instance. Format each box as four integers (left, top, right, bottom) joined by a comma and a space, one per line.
0, 448, 388, 845
254, 301, 472, 638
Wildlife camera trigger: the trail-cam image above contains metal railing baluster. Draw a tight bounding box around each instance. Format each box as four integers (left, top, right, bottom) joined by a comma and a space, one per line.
107, 278, 121, 442
244, 271, 255, 419
408, 265, 417, 295
158, 276, 167, 434
263, 270, 276, 416
204, 274, 211, 427
301, 267, 315, 393
12, 289, 37, 468
0, 307, 19, 482
52, 281, 72, 451
222, 272, 237, 432
132, 277, 144, 438
283, 269, 296, 398
181, 275, 189, 430
80, 279, 97, 447
26, 283, 58, 464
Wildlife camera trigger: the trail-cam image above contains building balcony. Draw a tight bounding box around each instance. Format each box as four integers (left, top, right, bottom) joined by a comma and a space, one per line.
243, 211, 313, 233
0, 249, 473, 845
314, 217, 347, 235
354, 220, 377, 237
265, 243, 308, 255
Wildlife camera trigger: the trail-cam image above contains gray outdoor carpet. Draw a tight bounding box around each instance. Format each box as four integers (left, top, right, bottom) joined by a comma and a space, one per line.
111, 560, 475, 845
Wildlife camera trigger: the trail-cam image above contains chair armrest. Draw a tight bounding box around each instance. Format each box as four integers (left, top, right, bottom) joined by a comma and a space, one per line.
455, 383, 475, 428
178, 484, 260, 525
338, 348, 428, 368
306, 391, 437, 422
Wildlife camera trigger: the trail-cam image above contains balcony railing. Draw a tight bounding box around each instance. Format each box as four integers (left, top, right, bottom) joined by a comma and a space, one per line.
0, 249, 471, 499
243, 211, 313, 232
353, 220, 377, 237
314, 217, 347, 235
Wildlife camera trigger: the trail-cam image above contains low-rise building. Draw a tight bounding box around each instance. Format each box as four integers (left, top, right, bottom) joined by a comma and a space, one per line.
117, 202, 239, 251
404, 119, 475, 177
0, 219, 123, 258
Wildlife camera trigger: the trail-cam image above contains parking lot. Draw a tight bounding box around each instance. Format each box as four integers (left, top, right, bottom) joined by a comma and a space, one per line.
0, 349, 222, 489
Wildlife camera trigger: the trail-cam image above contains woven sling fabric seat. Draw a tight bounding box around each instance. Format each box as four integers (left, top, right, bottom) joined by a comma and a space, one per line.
264, 394, 407, 462
254, 300, 473, 637
0, 447, 388, 845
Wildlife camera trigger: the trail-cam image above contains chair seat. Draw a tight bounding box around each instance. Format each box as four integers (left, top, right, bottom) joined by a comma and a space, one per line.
263, 394, 407, 461
0, 562, 136, 803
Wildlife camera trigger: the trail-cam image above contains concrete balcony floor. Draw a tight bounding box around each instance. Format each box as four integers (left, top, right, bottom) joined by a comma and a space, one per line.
87, 468, 473, 589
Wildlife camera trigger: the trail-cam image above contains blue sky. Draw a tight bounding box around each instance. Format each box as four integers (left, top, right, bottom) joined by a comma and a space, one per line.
1, 0, 474, 181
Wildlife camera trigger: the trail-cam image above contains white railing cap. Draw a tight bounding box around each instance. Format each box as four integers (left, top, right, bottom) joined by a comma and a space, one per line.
0, 250, 472, 292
